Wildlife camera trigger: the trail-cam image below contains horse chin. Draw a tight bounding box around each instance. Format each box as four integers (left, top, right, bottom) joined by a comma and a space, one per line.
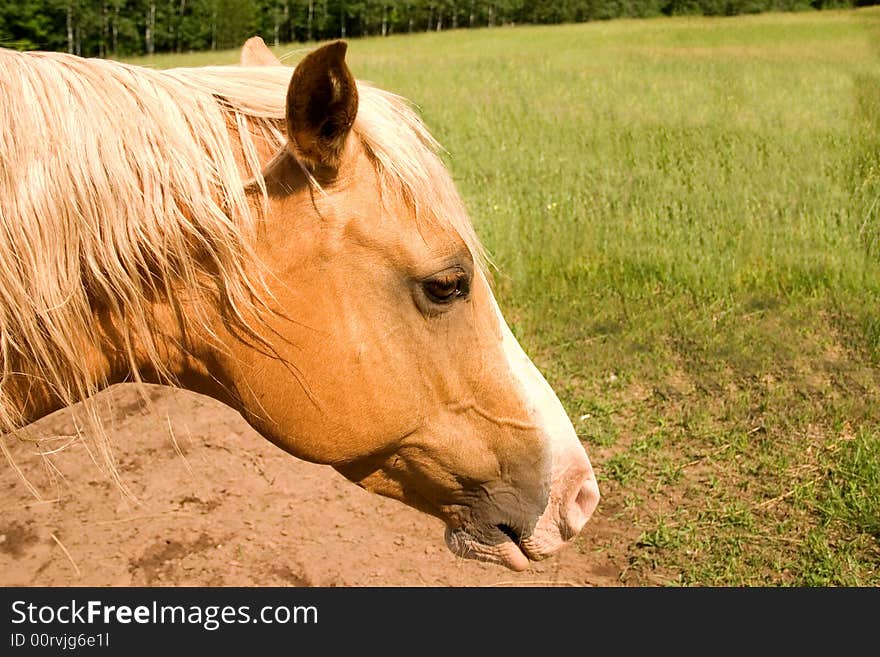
444, 527, 531, 572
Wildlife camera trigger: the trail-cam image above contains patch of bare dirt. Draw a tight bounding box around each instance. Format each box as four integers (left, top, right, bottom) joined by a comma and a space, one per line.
0, 384, 627, 587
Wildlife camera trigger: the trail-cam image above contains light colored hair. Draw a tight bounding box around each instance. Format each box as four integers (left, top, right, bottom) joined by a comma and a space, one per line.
0, 48, 485, 496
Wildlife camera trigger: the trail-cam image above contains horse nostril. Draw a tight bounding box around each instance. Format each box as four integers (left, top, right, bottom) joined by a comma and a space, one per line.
563, 477, 600, 540
496, 523, 522, 545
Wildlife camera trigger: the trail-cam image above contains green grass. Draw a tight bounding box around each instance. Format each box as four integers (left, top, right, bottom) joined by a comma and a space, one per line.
124, 8, 880, 586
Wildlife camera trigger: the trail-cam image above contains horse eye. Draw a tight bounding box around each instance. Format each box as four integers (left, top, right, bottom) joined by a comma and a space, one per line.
422, 272, 469, 305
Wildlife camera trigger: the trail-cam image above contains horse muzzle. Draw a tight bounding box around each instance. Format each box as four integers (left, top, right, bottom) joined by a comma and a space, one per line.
444, 446, 600, 571
520, 448, 600, 560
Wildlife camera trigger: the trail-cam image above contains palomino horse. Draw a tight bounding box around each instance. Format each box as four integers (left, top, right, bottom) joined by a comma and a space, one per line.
0, 37, 599, 572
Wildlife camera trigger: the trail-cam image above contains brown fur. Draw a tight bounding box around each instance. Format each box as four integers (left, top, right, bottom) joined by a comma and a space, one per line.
286, 41, 359, 173
0, 41, 597, 571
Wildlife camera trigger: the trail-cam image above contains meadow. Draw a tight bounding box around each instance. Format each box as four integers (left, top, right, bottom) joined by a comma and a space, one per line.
126, 8, 880, 585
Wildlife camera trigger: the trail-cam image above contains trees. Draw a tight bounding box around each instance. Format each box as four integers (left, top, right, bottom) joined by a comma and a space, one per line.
0, 0, 866, 57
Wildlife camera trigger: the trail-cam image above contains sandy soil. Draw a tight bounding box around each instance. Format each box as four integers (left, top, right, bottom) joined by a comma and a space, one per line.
1, 384, 626, 587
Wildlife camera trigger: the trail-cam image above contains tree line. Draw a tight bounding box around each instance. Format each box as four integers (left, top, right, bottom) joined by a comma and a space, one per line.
0, 0, 873, 58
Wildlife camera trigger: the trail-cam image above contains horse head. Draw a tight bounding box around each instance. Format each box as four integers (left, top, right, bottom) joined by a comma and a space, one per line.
219, 38, 600, 570
0, 40, 598, 572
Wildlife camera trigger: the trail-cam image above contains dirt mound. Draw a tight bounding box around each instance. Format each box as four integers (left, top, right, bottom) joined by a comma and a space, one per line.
1, 385, 622, 587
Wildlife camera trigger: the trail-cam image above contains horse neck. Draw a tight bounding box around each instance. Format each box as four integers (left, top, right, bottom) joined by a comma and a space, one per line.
6, 295, 224, 429
6, 110, 273, 429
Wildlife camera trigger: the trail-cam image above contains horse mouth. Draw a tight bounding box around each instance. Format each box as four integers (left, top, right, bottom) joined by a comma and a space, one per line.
444, 525, 534, 572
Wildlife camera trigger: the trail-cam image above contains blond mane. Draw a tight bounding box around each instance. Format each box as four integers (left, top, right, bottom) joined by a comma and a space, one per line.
0, 48, 484, 494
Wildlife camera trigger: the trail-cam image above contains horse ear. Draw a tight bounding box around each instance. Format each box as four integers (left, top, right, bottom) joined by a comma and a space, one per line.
285, 40, 358, 173
240, 36, 281, 66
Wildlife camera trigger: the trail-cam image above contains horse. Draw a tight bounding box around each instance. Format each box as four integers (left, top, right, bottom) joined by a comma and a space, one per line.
0, 36, 599, 572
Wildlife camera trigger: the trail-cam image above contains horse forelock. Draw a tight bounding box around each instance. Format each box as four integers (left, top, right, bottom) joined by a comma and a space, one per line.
165, 61, 488, 271
351, 84, 489, 275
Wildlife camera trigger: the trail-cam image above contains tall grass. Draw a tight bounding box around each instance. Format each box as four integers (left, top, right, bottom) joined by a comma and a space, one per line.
127, 8, 880, 585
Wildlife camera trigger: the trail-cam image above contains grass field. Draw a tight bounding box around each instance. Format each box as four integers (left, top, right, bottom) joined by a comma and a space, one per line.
125, 8, 880, 585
